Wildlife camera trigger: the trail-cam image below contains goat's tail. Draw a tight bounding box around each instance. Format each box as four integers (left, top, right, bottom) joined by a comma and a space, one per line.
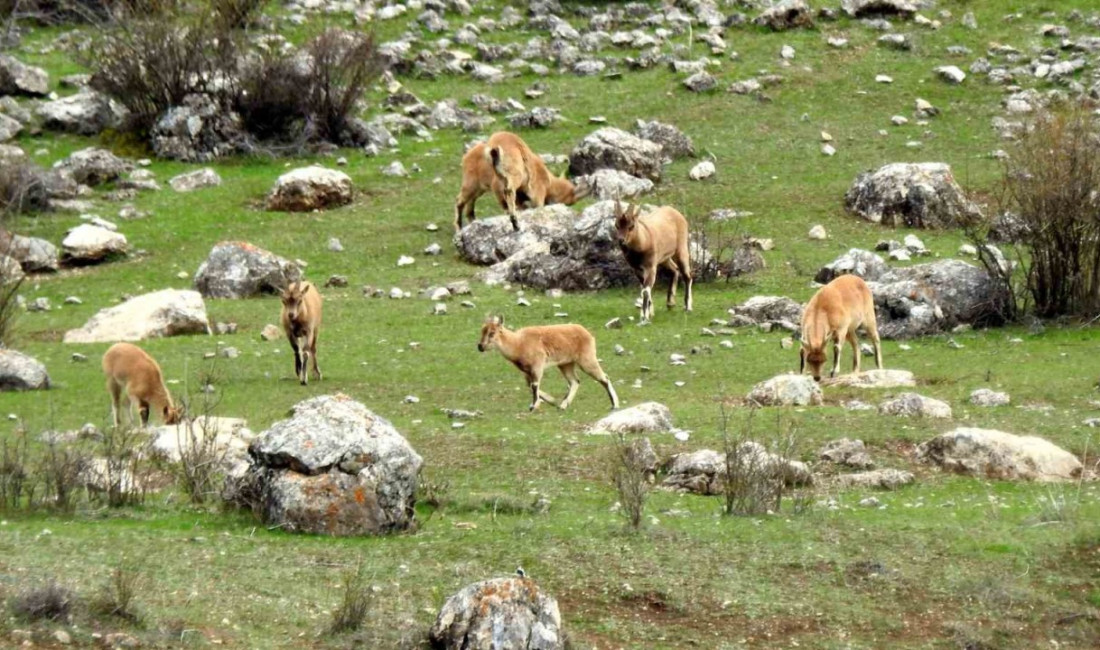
489, 146, 503, 175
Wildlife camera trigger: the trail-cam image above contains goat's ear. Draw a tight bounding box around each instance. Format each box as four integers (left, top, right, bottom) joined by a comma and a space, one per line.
497, 314, 505, 326
614, 199, 623, 216
630, 203, 642, 219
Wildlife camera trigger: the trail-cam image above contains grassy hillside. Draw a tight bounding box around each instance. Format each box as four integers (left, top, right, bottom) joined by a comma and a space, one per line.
1, 0, 1099, 648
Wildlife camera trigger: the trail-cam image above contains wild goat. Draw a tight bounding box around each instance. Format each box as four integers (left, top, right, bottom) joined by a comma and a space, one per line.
281, 280, 323, 385
799, 273, 883, 382
477, 316, 619, 411
484, 131, 587, 231
102, 342, 182, 427
613, 201, 693, 321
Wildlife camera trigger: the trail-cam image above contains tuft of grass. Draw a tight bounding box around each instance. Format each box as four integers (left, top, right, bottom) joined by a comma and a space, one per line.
326, 558, 374, 636
10, 581, 74, 622
91, 563, 144, 624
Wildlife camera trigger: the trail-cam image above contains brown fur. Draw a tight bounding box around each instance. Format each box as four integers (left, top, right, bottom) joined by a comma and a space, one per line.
484, 131, 589, 232
281, 280, 323, 385
799, 274, 883, 381
614, 201, 694, 321
102, 342, 181, 427
477, 316, 619, 411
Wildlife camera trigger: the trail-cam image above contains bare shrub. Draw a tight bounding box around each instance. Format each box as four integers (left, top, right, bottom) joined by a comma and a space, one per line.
689, 216, 762, 284
10, 581, 74, 622
39, 440, 89, 512
610, 434, 651, 531
720, 408, 799, 516
302, 28, 384, 145
233, 48, 312, 143
327, 558, 374, 636
0, 424, 35, 510
0, 232, 24, 348
174, 359, 227, 505
999, 102, 1100, 318
94, 424, 149, 508
1, 0, 167, 25
210, 0, 267, 30
91, 563, 143, 623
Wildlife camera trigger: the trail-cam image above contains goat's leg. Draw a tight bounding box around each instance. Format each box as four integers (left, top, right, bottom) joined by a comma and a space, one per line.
505, 187, 520, 232
847, 330, 862, 374
288, 334, 302, 381
830, 328, 847, 378
579, 357, 619, 409
641, 266, 657, 320
665, 264, 679, 310
558, 363, 580, 410
310, 331, 322, 381
107, 379, 122, 427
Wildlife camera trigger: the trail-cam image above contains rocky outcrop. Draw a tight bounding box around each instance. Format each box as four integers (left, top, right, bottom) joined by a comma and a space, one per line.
632, 119, 694, 159
0, 54, 48, 96
193, 241, 301, 299
568, 127, 663, 182
151, 94, 247, 162
868, 259, 1003, 338
916, 428, 1082, 481
36, 90, 126, 136
726, 296, 802, 329
63, 289, 211, 343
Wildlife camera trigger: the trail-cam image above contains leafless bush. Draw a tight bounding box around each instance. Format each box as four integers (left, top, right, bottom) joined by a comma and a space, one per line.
327, 558, 374, 636
39, 440, 89, 512
174, 358, 227, 505
720, 408, 799, 516
234, 49, 312, 142
94, 424, 149, 508
303, 28, 384, 145
10, 581, 74, 622
0, 232, 24, 349
210, 0, 267, 30
999, 102, 1100, 318
610, 434, 651, 531
91, 563, 143, 623
689, 217, 763, 284
0, 424, 35, 510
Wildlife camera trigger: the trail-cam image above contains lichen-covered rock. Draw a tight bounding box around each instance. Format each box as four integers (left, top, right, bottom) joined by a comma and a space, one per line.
429, 577, 563, 650
61, 224, 128, 265
587, 402, 672, 435
571, 168, 654, 200
36, 90, 126, 136
632, 119, 694, 159
0, 349, 49, 390
845, 163, 982, 229
568, 127, 663, 182
916, 428, 1082, 481
151, 94, 246, 162
662, 444, 812, 495
829, 468, 914, 490
265, 166, 353, 212
879, 393, 952, 418
748, 374, 823, 406
226, 394, 422, 535
822, 369, 916, 389
753, 0, 814, 30
0, 54, 48, 96
63, 289, 211, 343
193, 241, 301, 299
53, 147, 132, 186
820, 438, 873, 469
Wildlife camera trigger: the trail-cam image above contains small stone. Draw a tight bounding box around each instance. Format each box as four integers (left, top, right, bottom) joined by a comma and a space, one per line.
221, 346, 239, 359
719, 340, 733, 349
613, 344, 625, 356
605, 317, 622, 329
808, 225, 827, 240
71, 352, 88, 362
433, 302, 447, 315
325, 275, 348, 288
397, 255, 415, 267
821, 144, 836, 156
876, 74, 894, 83
780, 337, 793, 349
669, 353, 686, 365
53, 630, 72, 645
935, 65, 966, 84
700, 328, 715, 337
859, 496, 882, 508
336, 157, 348, 166
424, 242, 442, 256
328, 238, 344, 252
389, 287, 405, 299
958, 244, 977, 257
780, 45, 795, 60
888, 249, 911, 261
260, 324, 281, 341
689, 161, 715, 181
516, 297, 531, 307
382, 161, 409, 177
426, 223, 439, 232
891, 115, 909, 126
404, 395, 420, 404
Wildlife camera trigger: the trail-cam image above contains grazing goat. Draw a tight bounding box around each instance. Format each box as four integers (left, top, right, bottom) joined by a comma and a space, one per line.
799, 273, 883, 382
477, 316, 619, 411
281, 280, 323, 385
102, 342, 182, 427
485, 131, 587, 231
614, 201, 693, 321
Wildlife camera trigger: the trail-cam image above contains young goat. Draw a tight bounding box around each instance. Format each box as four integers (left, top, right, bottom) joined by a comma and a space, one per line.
799, 273, 883, 382
485, 131, 587, 231
102, 342, 182, 427
613, 201, 693, 321
477, 316, 619, 412
280, 280, 323, 385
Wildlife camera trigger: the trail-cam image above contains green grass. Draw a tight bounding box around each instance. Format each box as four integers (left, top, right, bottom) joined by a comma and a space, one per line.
2, 1, 1100, 648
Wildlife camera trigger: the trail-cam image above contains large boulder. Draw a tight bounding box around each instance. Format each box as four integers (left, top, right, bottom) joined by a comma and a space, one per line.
2, 233, 59, 272
878, 393, 952, 418
53, 147, 131, 186
61, 224, 128, 265
726, 296, 802, 328
747, 374, 823, 407
916, 428, 1082, 481
36, 90, 126, 136
845, 163, 982, 229
151, 94, 247, 162
429, 577, 563, 650
754, 0, 814, 30
662, 445, 812, 496
0, 349, 50, 390
868, 259, 1002, 338
632, 119, 694, 159
568, 127, 663, 182
0, 55, 48, 96
265, 166, 353, 212
814, 249, 891, 284
571, 168, 654, 200
63, 289, 211, 343
225, 394, 422, 536
587, 402, 673, 435
193, 241, 301, 299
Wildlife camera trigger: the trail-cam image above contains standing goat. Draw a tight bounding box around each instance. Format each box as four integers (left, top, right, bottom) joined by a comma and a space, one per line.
102, 342, 182, 427
614, 201, 693, 321
484, 131, 587, 231
281, 280, 323, 385
799, 274, 883, 382
477, 316, 619, 412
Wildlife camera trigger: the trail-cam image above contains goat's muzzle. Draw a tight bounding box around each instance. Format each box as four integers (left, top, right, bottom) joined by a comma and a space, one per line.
477, 343, 485, 352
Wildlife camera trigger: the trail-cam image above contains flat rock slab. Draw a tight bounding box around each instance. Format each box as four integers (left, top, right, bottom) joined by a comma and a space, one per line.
587, 402, 672, 435
916, 428, 1082, 481
169, 168, 222, 192
63, 289, 211, 343
148, 417, 253, 469
61, 224, 128, 265
429, 577, 564, 650
823, 369, 916, 389
568, 127, 663, 182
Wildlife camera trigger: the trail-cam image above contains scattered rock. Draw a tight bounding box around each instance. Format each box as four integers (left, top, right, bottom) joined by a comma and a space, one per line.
843, 0, 921, 19
814, 249, 891, 284
194, 241, 301, 299
916, 428, 1082, 481
727, 295, 802, 328
689, 160, 715, 180
61, 224, 128, 265
54, 147, 131, 186
168, 168, 222, 192
662, 445, 812, 496
37, 90, 126, 135
632, 119, 694, 159
754, 0, 813, 31
151, 93, 245, 162
63, 289, 211, 343
572, 168, 654, 200
587, 402, 673, 435
260, 323, 281, 341
0, 54, 49, 96
2, 234, 58, 273
265, 166, 353, 212
808, 224, 827, 240
869, 259, 1002, 338
428, 577, 564, 650
822, 369, 916, 388
935, 65, 966, 84
830, 469, 915, 490
969, 388, 1009, 407
149, 417, 253, 471
878, 392, 952, 418
820, 438, 874, 469
683, 71, 717, 92
748, 374, 823, 407
0, 349, 50, 391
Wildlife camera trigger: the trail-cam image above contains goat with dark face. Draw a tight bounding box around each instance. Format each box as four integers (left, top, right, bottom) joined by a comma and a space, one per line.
614, 201, 693, 321
281, 281, 323, 385
799, 274, 883, 381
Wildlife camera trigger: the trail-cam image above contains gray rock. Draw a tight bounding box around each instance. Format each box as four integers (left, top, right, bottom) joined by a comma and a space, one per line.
877, 33, 912, 50
151, 94, 246, 162
0, 54, 48, 96
845, 163, 982, 229
507, 106, 561, 129
168, 168, 222, 192
227, 394, 422, 535
689, 160, 715, 180
683, 71, 717, 92
632, 119, 694, 160
823, 369, 916, 388
868, 259, 1001, 339
727, 295, 803, 326
830, 469, 915, 490
748, 374, 823, 407
36, 90, 126, 136
61, 224, 128, 265
662, 444, 812, 496
53, 147, 131, 186
587, 402, 673, 435
814, 249, 891, 284
969, 388, 1009, 407
0, 349, 50, 390
193, 241, 301, 299
568, 127, 663, 182
935, 65, 966, 84
572, 168, 654, 200
2, 234, 58, 273
265, 166, 352, 212
429, 577, 563, 650
916, 428, 1082, 481
63, 289, 211, 343
878, 392, 952, 418
0, 113, 21, 142
753, 0, 813, 31
149, 417, 253, 470
820, 438, 874, 469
